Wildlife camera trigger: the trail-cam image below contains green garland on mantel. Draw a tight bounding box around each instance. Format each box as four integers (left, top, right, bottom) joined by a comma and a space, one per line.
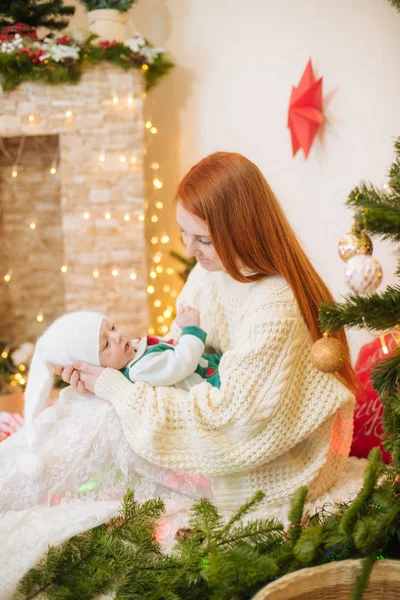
0, 29, 174, 91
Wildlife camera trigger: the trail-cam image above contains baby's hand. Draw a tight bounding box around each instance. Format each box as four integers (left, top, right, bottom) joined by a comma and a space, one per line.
174, 303, 200, 329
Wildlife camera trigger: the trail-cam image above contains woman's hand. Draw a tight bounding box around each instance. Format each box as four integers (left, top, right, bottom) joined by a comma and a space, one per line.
54, 362, 106, 394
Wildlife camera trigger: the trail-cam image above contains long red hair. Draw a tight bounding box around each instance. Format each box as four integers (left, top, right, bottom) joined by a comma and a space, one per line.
176, 151, 359, 394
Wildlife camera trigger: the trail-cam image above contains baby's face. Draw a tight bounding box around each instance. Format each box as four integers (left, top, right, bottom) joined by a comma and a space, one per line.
99, 318, 136, 369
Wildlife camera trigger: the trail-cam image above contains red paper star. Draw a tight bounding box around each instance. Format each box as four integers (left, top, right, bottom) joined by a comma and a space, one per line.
288, 59, 323, 159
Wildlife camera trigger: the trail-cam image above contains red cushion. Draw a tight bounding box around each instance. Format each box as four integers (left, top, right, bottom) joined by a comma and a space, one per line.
350, 333, 398, 464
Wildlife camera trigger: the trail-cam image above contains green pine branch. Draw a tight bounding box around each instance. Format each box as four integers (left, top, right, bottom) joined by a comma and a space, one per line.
16, 453, 400, 599
79, 0, 136, 11
319, 286, 400, 333
347, 185, 400, 243
0, 0, 75, 31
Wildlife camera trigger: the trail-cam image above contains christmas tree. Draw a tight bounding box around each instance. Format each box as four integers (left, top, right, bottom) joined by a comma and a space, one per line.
0, 0, 75, 32
319, 138, 400, 471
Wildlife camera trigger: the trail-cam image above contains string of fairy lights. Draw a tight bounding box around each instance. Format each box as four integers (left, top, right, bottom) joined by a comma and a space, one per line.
1, 83, 181, 381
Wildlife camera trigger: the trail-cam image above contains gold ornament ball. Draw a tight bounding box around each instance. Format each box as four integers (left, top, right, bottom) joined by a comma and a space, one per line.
310, 337, 346, 373
337, 230, 373, 262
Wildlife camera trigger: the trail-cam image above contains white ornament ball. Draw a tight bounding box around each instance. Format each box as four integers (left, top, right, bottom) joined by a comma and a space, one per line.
344, 254, 383, 295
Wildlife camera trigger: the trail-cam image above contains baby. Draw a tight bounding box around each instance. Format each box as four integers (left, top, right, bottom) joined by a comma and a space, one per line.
24, 308, 221, 440
100, 303, 221, 391
21, 308, 220, 479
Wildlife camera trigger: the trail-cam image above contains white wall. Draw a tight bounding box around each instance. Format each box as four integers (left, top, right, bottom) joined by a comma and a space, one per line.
69, 0, 400, 359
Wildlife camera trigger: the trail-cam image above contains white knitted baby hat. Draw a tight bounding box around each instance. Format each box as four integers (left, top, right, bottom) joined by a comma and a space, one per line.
21, 310, 105, 478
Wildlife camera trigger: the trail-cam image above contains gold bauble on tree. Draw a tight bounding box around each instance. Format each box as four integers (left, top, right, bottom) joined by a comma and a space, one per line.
337, 227, 373, 262
310, 333, 346, 373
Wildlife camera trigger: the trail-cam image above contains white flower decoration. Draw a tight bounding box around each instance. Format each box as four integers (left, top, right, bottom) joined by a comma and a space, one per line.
124, 36, 146, 53
41, 38, 80, 63
139, 45, 164, 64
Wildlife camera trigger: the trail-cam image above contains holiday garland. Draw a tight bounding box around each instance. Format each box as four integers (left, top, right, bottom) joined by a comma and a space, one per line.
0, 28, 174, 91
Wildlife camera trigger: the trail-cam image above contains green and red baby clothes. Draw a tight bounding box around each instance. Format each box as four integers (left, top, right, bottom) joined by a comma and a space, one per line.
120, 326, 221, 390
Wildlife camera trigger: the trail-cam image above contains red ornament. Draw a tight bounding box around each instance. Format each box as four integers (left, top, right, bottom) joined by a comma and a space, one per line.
205, 368, 215, 377
287, 59, 323, 159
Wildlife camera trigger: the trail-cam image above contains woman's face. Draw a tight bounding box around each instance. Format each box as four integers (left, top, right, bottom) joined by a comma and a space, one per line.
176, 203, 224, 272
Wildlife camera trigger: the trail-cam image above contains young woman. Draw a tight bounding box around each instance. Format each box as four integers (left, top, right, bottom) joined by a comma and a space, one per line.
0, 152, 365, 598
61, 151, 364, 512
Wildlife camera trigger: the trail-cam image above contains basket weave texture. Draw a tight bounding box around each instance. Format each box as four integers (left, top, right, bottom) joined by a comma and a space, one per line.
251, 559, 400, 600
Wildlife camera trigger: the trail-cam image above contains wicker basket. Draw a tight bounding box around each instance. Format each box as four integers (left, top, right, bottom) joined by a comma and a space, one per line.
252, 559, 400, 600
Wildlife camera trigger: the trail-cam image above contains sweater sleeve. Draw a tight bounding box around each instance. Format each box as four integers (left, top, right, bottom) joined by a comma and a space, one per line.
94, 294, 354, 476
127, 327, 206, 387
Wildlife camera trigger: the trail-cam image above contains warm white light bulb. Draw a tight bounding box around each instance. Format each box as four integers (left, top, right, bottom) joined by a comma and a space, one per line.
29, 115, 34, 122
166, 267, 174, 275
104, 212, 111, 220
11, 169, 17, 178
93, 270, 100, 278
151, 236, 158, 245
65, 110, 72, 118
147, 285, 155, 294
150, 271, 157, 279
151, 215, 158, 223
161, 235, 169, 244
138, 214, 145, 221
4, 274, 11, 282
120, 156, 126, 163
145, 120, 152, 129
156, 202, 163, 209
154, 300, 161, 307
148, 327, 155, 335
112, 269, 118, 277
127, 97, 134, 105
163, 284, 171, 293
30, 222, 36, 230
84, 212, 90, 219
155, 266, 163, 274
153, 178, 163, 189
37, 314, 43, 322
50, 167, 57, 175
129, 272, 137, 280
163, 310, 172, 318
157, 316, 164, 323
150, 126, 158, 134
61, 265, 67, 273
113, 96, 119, 104
124, 214, 130, 221
151, 162, 159, 170
99, 154, 105, 162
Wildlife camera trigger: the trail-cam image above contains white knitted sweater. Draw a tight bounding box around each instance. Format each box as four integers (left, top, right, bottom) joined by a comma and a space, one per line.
95, 265, 356, 511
